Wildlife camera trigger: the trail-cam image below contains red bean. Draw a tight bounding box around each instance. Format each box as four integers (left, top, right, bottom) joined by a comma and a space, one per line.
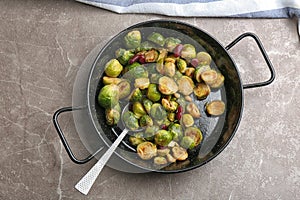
176, 105, 183, 121
173, 44, 183, 57
161, 124, 168, 130
190, 58, 199, 68
129, 54, 140, 64
139, 55, 146, 64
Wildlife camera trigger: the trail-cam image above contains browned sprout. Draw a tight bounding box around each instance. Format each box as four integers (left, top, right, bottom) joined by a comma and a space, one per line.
172, 146, 188, 161
196, 52, 212, 65
201, 69, 218, 85
137, 141, 157, 160
158, 76, 178, 95
206, 100, 225, 116
193, 82, 211, 100
186, 102, 201, 118
177, 76, 195, 95
210, 73, 225, 89
182, 114, 194, 127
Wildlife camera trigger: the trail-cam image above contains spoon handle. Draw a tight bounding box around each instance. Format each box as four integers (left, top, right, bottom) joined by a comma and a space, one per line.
75, 129, 129, 195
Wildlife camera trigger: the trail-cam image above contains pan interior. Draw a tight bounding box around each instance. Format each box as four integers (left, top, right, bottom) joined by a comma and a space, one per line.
87, 20, 243, 172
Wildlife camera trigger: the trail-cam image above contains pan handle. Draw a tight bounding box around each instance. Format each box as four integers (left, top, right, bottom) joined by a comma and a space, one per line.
225, 32, 276, 89
53, 106, 103, 164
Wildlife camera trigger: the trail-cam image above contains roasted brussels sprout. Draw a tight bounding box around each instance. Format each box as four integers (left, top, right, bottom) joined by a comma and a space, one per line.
186, 102, 201, 118
102, 76, 122, 85
164, 37, 181, 51
176, 58, 187, 73
168, 123, 183, 142
129, 88, 143, 102
115, 48, 135, 65
168, 112, 176, 122
164, 62, 176, 77
157, 148, 170, 156
154, 130, 173, 146
129, 65, 149, 79
142, 99, 153, 114
98, 84, 119, 109
134, 77, 150, 90
147, 32, 165, 46
144, 49, 159, 63
210, 73, 225, 89
150, 103, 167, 121
137, 141, 157, 160
154, 156, 168, 165
194, 65, 211, 82
184, 67, 195, 78
123, 111, 139, 131
158, 76, 178, 95
147, 83, 161, 102
196, 51, 212, 66
139, 115, 153, 127
181, 44, 196, 60
118, 80, 131, 99
104, 59, 123, 78
144, 125, 159, 140
206, 100, 225, 116
184, 127, 203, 146
172, 146, 188, 161
193, 82, 210, 100
132, 101, 147, 119
180, 136, 195, 149
182, 114, 194, 127
166, 153, 176, 163
125, 30, 141, 49
129, 132, 145, 146
105, 107, 120, 125
161, 98, 178, 112
177, 76, 194, 96
140, 41, 156, 50
201, 69, 218, 85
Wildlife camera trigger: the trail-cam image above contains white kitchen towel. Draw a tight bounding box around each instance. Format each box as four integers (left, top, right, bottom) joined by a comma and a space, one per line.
76, 0, 300, 35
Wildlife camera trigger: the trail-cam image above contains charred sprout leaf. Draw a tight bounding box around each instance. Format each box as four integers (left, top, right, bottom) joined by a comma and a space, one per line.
161, 98, 178, 112
201, 69, 218, 85
139, 115, 153, 127
144, 49, 159, 63
129, 88, 143, 102
115, 48, 135, 65
177, 76, 195, 96
102, 76, 122, 85
186, 102, 201, 118
210, 73, 225, 89
184, 127, 203, 146
104, 59, 123, 78
154, 130, 173, 146
164, 37, 181, 51
168, 123, 183, 142
147, 83, 161, 102
144, 125, 159, 140
176, 58, 187, 73
123, 111, 139, 131
105, 107, 120, 125
157, 49, 168, 62
154, 156, 168, 165
196, 51, 212, 66
164, 56, 176, 64
180, 136, 195, 149
147, 32, 165, 46
134, 77, 150, 90
118, 80, 131, 99
193, 82, 210, 100
181, 44, 196, 60
124, 30, 141, 49
98, 84, 119, 109
142, 99, 153, 114
158, 76, 178, 95
172, 146, 188, 161
150, 103, 167, 121
164, 62, 176, 77
137, 141, 157, 160
182, 114, 194, 127
206, 100, 225, 116
132, 101, 147, 119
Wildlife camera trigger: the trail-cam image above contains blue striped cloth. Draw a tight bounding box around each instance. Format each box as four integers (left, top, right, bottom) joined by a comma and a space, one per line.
76, 0, 300, 35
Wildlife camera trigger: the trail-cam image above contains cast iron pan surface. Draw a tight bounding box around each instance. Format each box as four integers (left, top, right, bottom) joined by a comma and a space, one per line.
87, 20, 243, 172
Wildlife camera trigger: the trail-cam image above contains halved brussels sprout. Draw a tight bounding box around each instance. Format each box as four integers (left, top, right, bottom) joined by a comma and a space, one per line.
157, 148, 170, 156
118, 80, 131, 99
206, 100, 225, 116
164, 37, 181, 51
125, 30, 141, 49
176, 58, 187, 73
177, 76, 195, 96
181, 44, 196, 60
98, 84, 119, 109
123, 111, 139, 131
115, 48, 135, 65
147, 32, 165, 46
166, 153, 176, 163
129, 88, 143, 102
129, 132, 145, 146
164, 62, 176, 77
210, 73, 225, 89
158, 76, 178, 95
150, 103, 167, 121
164, 56, 176, 64
184, 68, 195, 78
196, 51, 212, 66
168, 123, 183, 142
137, 141, 157, 160
154, 156, 168, 165
184, 127, 203, 146
182, 114, 194, 127
180, 136, 195, 149
172, 146, 188, 161
134, 77, 150, 90
139, 115, 153, 127
144, 49, 159, 63
186, 102, 201, 118
129, 65, 149, 79
193, 82, 210, 100
194, 65, 211, 82
102, 76, 122, 85
105, 107, 120, 125
144, 125, 159, 140
161, 98, 178, 112
154, 130, 173, 146
147, 83, 161, 102
104, 59, 123, 78
142, 99, 153, 114
132, 101, 147, 119
201, 69, 218, 85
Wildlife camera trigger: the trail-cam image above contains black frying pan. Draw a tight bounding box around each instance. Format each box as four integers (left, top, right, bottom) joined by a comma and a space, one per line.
53, 20, 275, 173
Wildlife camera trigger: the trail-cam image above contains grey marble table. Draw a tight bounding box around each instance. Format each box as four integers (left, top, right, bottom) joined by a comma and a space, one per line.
1, 0, 299, 199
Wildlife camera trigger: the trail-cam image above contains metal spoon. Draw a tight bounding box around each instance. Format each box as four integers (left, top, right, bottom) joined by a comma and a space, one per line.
75, 104, 141, 195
